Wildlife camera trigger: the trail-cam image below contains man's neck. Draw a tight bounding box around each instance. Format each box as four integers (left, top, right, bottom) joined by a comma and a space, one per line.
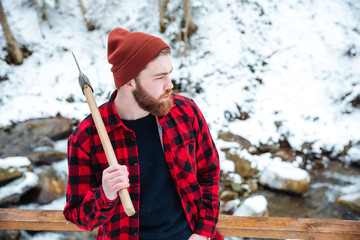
114, 88, 150, 121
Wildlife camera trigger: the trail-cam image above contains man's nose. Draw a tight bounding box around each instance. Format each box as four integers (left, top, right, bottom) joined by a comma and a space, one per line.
165, 74, 173, 90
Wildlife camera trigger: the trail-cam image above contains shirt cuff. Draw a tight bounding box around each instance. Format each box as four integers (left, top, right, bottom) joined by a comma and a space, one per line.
97, 186, 118, 209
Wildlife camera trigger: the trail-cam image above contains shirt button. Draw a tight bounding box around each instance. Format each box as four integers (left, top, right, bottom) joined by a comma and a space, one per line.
130, 137, 135, 142
134, 162, 138, 166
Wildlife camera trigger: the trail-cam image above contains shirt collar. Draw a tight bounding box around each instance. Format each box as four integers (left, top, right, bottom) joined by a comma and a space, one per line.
103, 91, 176, 132
101, 90, 126, 133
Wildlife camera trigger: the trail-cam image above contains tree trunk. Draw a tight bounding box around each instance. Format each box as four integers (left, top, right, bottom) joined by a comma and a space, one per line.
0, 0, 24, 65
77, 0, 95, 31
158, 0, 169, 33
182, 0, 198, 56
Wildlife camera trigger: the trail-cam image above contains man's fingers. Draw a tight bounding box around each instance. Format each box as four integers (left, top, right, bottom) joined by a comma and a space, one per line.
102, 164, 130, 200
105, 164, 128, 173
104, 165, 129, 179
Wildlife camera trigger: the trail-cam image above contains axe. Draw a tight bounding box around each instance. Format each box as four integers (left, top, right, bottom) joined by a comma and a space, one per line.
72, 52, 135, 217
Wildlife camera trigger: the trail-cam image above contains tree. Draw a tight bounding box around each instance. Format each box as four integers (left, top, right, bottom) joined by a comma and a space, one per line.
159, 0, 170, 33
0, 0, 24, 65
158, 0, 198, 56
181, 0, 198, 56
77, 0, 96, 31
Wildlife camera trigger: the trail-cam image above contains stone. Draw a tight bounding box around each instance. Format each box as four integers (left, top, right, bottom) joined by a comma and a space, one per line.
0, 157, 32, 183
0, 172, 39, 206
220, 199, 241, 214
259, 160, 310, 194
346, 145, 360, 167
228, 173, 243, 192
219, 190, 239, 201
218, 130, 252, 149
27, 150, 67, 165
233, 195, 269, 217
336, 192, 360, 213
0, 230, 21, 240
36, 167, 66, 204
225, 151, 257, 178
0, 116, 73, 158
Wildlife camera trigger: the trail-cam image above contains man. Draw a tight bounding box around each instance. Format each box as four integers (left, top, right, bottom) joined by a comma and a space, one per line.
64, 27, 223, 240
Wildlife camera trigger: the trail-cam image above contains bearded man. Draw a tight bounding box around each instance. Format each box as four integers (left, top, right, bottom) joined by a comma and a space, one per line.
63, 27, 223, 240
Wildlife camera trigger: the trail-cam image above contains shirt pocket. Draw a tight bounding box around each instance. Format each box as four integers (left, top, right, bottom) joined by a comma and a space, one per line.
172, 140, 202, 200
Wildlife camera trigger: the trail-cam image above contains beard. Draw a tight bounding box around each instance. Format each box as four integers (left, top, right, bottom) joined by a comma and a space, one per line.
132, 83, 173, 116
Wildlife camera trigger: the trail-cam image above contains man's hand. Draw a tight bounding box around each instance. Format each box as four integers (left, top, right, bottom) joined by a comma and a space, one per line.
102, 164, 130, 200
188, 233, 209, 240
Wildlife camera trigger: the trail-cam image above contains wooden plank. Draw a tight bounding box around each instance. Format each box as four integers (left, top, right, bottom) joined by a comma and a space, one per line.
216, 215, 360, 240
0, 208, 80, 232
0, 208, 359, 239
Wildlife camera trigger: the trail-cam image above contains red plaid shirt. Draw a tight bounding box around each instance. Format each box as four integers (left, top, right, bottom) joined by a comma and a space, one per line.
63, 91, 223, 240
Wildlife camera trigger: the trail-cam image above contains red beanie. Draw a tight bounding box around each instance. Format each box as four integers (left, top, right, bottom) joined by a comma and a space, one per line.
107, 28, 170, 88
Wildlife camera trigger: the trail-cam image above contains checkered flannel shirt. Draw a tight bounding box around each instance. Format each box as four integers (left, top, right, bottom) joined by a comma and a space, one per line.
63, 91, 223, 240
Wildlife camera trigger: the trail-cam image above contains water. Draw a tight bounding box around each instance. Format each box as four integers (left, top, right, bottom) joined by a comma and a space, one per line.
257, 161, 360, 220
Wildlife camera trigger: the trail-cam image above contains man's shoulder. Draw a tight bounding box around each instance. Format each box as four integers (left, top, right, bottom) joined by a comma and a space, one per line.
169, 93, 202, 118
172, 94, 196, 108
69, 114, 95, 144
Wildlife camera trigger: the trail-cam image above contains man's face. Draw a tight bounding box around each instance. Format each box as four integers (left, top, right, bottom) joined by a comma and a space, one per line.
132, 54, 174, 116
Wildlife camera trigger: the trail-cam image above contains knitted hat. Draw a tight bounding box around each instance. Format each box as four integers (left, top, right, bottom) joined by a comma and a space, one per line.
107, 27, 170, 88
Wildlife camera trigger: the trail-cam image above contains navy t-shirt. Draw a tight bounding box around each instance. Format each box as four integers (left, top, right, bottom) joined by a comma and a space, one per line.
122, 114, 193, 240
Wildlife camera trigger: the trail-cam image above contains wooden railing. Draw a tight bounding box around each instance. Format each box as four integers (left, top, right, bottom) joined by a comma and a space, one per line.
0, 208, 359, 239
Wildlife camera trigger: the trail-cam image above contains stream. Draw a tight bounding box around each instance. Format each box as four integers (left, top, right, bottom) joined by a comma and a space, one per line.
256, 160, 360, 220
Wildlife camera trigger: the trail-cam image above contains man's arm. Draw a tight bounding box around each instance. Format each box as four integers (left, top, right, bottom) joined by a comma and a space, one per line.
192, 101, 221, 239
63, 136, 119, 231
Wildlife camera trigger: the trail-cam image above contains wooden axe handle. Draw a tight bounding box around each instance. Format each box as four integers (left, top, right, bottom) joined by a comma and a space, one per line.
83, 84, 135, 217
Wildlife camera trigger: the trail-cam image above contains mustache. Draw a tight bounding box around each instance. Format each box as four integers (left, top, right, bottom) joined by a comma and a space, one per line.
158, 89, 173, 99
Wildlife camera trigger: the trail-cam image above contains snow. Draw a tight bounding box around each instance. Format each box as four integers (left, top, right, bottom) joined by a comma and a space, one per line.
0, 172, 39, 201
20, 196, 66, 211
1, 0, 359, 157
260, 158, 310, 182
228, 173, 242, 184
346, 145, 360, 164
223, 199, 241, 212
0, 156, 31, 169
1, 0, 360, 233
337, 192, 360, 203
233, 195, 268, 217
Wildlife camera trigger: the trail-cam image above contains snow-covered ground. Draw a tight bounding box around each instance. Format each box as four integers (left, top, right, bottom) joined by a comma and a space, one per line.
1, 0, 360, 153
1, 0, 360, 238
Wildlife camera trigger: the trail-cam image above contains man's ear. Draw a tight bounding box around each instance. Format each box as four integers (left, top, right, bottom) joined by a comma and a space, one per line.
125, 79, 136, 91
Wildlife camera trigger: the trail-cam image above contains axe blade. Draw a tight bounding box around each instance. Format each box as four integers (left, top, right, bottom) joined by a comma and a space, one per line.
71, 52, 93, 94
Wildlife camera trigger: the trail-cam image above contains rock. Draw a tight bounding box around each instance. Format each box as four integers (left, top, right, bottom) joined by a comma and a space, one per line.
33, 136, 55, 152
245, 179, 258, 192
220, 199, 241, 214
257, 143, 278, 154
218, 130, 252, 149
346, 145, 360, 167
36, 167, 66, 204
0, 172, 39, 206
219, 190, 239, 201
0, 230, 21, 240
225, 151, 258, 178
0, 156, 32, 183
259, 160, 310, 194
336, 192, 360, 213
0, 116, 73, 158
228, 173, 242, 192
27, 150, 67, 165
233, 195, 269, 217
